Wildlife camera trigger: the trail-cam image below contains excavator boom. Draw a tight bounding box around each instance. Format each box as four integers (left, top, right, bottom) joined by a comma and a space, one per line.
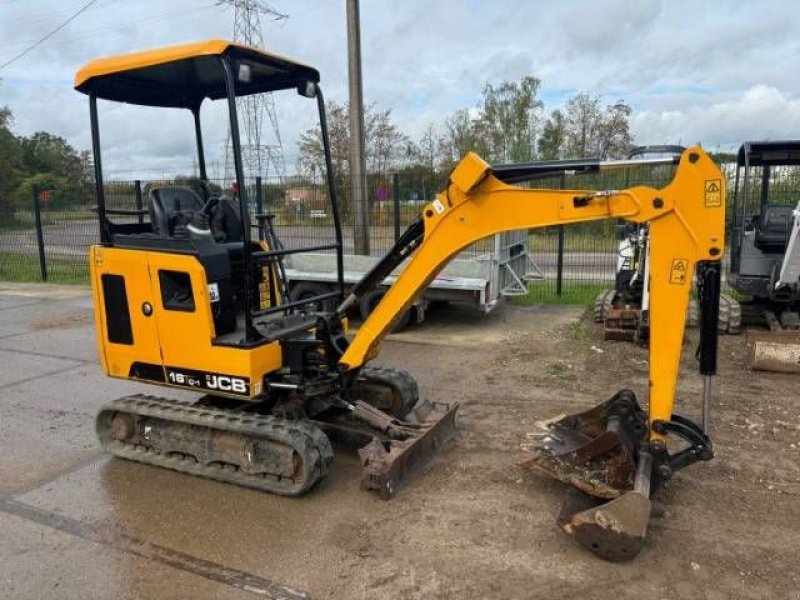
339, 147, 725, 560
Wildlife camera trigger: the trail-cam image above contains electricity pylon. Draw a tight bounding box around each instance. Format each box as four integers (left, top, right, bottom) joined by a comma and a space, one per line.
218, 0, 287, 182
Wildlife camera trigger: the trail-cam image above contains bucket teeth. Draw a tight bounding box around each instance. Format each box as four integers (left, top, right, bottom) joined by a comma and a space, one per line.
520, 390, 646, 498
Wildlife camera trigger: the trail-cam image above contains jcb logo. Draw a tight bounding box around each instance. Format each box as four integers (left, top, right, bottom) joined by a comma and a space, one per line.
206, 374, 248, 394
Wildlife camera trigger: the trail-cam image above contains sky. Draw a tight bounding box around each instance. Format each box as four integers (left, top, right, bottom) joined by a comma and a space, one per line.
1, 0, 799, 179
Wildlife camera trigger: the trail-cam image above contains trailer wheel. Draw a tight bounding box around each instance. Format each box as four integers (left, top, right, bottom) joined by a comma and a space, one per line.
359, 289, 412, 332
289, 282, 335, 312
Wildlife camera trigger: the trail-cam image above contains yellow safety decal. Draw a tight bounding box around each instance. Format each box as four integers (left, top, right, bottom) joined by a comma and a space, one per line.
704, 179, 722, 207
669, 258, 689, 284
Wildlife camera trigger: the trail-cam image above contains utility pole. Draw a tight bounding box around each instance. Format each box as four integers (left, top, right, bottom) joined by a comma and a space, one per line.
347, 0, 369, 255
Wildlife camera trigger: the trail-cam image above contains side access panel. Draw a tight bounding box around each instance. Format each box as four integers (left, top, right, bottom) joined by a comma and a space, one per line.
90, 246, 163, 380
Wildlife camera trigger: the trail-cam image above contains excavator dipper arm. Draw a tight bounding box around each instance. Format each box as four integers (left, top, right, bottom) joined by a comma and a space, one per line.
338, 147, 725, 560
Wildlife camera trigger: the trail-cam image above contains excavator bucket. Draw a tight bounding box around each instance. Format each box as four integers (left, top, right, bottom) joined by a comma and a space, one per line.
520, 390, 653, 561
556, 487, 651, 562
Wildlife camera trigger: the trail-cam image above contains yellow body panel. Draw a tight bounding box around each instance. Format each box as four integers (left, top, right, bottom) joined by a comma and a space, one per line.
340, 148, 726, 441
90, 245, 283, 400
74, 39, 315, 89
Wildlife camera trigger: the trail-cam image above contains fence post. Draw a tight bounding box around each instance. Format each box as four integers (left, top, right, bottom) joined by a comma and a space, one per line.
134, 180, 143, 225
392, 172, 400, 243
556, 172, 566, 296
255, 176, 264, 241
32, 185, 48, 282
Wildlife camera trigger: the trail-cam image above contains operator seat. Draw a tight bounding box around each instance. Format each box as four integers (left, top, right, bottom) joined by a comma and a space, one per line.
148, 186, 205, 237
211, 197, 244, 243
755, 205, 795, 251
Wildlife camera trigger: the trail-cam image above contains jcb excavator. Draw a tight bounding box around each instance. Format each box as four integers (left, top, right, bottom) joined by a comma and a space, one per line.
76, 41, 725, 561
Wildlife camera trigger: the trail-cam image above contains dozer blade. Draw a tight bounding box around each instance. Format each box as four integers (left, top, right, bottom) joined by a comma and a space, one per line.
603, 308, 641, 342
520, 391, 653, 561
358, 399, 459, 500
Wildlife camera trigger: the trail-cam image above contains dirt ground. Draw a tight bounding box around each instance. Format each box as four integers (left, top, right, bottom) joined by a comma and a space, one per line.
1, 284, 799, 599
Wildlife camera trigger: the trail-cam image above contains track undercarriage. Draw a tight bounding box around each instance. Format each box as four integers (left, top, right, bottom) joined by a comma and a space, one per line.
96, 368, 458, 499
594, 289, 741, 342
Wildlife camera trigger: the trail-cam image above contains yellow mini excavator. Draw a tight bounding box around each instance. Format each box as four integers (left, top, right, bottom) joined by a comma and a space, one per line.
76, 41, 725, 561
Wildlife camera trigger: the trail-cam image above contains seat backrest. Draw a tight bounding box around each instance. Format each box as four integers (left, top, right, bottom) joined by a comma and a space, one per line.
756, 205, 795, 251
211, 197, 243, 243
149, 186, 205, 237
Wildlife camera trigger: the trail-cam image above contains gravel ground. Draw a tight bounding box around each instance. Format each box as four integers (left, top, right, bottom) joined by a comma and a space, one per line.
0, 287, 798, 599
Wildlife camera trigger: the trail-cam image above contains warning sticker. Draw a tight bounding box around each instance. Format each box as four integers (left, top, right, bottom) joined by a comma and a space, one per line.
704, 179, 722, 207
669, 258, 689, 284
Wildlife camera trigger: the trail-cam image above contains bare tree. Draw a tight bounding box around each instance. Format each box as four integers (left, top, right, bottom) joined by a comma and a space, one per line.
413, 123, 438, 172
563, 92, 632, 159
365, 105, 411, 176
596, 100, 632, 159
437, 109, 486, 170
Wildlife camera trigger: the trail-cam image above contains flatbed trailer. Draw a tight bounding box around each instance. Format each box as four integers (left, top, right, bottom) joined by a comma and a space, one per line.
283, 231, 540, 328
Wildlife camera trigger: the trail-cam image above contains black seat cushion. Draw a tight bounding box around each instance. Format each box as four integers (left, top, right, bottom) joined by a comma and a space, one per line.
149, 186, 205, 237
755, 205, 795, 251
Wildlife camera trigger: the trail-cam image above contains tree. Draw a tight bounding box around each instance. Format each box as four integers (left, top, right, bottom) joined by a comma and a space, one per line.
0, 106, 22, 221
19, 131, 84, 181
437, 109, 486, 170
562, 92, 632, 159
564, 92, 601, 158
298, 101, 411, 219
13, 131, 88, 209
479, 75, 543, 163
538, 109, 566, 160
413, 123, 438, 173
365, 105, 411, 176
596, 100, 632, 159
298, 100, 349, 184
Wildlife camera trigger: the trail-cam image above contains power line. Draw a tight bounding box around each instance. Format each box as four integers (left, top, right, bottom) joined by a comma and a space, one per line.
0, 2, 96, 27
0, 0, 99, 71
0, 3, 219, 53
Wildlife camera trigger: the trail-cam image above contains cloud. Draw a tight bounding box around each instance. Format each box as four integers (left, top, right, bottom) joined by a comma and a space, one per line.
1, 0, 799, 176
632, 85, 800, 149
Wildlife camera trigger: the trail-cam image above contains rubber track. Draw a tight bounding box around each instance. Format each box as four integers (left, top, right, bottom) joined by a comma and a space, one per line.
96, 395, 334, 496
356, 367, 419, 418
719, 293, 742, 335
593, 289, 617, 323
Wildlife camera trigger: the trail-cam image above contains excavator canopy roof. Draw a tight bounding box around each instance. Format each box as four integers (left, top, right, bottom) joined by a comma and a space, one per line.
74, 39, 319, 108
737, 140, 800, 167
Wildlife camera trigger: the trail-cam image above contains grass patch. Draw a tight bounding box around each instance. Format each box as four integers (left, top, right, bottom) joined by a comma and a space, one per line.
528, 234, 617, 253
511, 282, 609, 308
545, 361, 577, 381
566, 316, 593, 341
0, 253, 89, 285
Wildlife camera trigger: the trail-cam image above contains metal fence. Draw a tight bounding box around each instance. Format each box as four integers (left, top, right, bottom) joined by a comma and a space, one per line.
0, 161, 736, 302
